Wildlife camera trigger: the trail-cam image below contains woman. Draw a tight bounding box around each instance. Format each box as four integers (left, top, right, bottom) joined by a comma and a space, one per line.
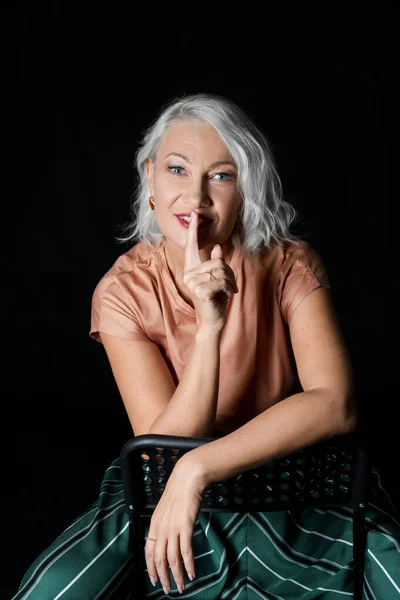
13, 94, 400, 599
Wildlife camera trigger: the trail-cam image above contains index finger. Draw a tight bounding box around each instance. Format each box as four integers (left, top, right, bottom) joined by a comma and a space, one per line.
184, 210, 201, 273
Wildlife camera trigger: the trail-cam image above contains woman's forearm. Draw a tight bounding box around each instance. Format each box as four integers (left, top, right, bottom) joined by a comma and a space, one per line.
148, 327, 222, 437
183, 387, 358, 485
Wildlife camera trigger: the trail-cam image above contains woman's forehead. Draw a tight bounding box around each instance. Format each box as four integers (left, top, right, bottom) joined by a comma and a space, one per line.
157, 119, 234, 164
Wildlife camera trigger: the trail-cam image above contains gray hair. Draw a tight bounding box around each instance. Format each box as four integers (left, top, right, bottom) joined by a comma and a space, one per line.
116, 93, 302, 254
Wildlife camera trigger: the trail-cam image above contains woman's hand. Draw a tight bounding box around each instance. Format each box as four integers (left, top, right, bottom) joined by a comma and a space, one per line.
145, 455, 207, 595
183, 210, 238, 332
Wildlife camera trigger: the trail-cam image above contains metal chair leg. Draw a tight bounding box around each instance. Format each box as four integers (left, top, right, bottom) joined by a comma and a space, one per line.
351, 443, 369, 599
130, 514, 147, 596
352, 505, 367, 600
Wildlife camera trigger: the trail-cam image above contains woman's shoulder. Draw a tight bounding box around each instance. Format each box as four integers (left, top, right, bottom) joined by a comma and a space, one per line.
275, 237, 329, 275
239, 237, 319, 271
92, 240, 162, 296
112, 240, 161, 272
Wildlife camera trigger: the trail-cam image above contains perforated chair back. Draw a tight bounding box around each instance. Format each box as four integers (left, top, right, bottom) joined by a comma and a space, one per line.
120, 431, 370, 599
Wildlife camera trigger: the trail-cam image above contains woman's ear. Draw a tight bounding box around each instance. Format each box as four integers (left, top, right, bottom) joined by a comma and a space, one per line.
145, 158, 155, 196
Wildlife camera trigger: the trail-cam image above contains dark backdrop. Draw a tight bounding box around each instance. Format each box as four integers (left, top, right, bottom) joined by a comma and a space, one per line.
4, 7, 394, 598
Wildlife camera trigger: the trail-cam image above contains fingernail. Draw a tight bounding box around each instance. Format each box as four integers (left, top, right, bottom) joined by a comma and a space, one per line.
150, 576, 157, 587
188, 573, 195, 581
178, 583, 184, 593
163, 585, 170, 594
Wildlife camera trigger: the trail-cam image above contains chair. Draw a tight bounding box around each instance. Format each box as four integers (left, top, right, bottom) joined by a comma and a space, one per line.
120, 431, 370, 599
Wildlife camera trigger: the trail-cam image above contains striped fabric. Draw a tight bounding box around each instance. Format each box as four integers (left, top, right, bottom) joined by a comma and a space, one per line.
12, 459, 400, 599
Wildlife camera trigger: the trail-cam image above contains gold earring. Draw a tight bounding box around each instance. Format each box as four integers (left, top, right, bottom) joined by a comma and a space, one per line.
149, 196, 155, 210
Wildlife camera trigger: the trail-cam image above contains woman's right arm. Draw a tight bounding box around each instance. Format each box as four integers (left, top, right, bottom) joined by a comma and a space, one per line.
101, 211, 237, 438
100, 326, 222, 438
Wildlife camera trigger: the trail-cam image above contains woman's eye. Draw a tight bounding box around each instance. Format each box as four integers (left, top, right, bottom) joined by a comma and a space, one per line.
213, 172, 232, 181
168, 166, 185, 175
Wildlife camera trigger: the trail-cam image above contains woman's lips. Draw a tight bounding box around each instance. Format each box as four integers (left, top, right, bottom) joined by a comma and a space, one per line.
175, 215, 212, 229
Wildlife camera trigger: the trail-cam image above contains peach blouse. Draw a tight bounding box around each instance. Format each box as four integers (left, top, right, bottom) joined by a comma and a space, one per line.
90, 237, 331, 435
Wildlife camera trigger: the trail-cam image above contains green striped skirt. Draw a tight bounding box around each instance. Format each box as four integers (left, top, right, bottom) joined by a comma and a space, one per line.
12, 458, 400, 599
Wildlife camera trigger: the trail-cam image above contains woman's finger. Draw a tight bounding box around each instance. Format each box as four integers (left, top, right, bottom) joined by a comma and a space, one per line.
152, 538, 171, 594
185, 267, 238, 294
167, 535, 186, 593
180, 527, 196, 583
210, 243, 223, 261
184, 211, 201, 273
145, 538, 159, 587
184, 259, 238, 288
191, 278, 235, 300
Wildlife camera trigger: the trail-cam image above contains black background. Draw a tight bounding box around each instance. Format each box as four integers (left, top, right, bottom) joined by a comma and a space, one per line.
4, 5, 395, 598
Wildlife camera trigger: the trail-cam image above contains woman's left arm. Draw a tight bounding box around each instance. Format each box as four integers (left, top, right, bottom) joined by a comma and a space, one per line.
184, 287, 359, 485
145, 287, 359, 594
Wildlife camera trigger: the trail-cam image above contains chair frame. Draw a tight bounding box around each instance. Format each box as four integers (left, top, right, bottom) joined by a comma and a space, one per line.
121, 431, 370, 599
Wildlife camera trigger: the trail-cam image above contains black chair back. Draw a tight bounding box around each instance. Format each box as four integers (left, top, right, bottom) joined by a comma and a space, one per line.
120, 431, 370, 599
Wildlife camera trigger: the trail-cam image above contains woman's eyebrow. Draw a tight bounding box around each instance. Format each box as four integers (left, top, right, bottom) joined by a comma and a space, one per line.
164, 152, 236, 170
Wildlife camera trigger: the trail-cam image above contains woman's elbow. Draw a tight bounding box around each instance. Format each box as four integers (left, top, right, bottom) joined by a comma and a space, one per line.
339, 392, 359, 434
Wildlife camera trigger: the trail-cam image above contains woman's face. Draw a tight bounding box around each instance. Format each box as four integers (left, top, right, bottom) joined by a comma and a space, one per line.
146, 119, 241, 252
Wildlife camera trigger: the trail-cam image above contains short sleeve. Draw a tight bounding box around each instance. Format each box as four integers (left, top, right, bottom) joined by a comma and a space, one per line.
277, 241, 331, 325
89, 278, 150, 343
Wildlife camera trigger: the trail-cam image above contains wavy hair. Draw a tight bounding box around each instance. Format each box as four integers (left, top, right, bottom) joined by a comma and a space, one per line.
116, 93, 302, 254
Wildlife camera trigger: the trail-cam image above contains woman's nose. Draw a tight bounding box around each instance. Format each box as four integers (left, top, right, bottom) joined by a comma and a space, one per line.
183, 179, 211, 208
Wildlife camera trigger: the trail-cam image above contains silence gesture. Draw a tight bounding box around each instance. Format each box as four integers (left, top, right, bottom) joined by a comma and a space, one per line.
183, 210, 238, 332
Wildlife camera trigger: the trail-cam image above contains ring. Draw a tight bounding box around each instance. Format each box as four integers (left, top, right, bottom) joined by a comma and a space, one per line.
209, 270, 216, 281
146, 536, 157, 542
